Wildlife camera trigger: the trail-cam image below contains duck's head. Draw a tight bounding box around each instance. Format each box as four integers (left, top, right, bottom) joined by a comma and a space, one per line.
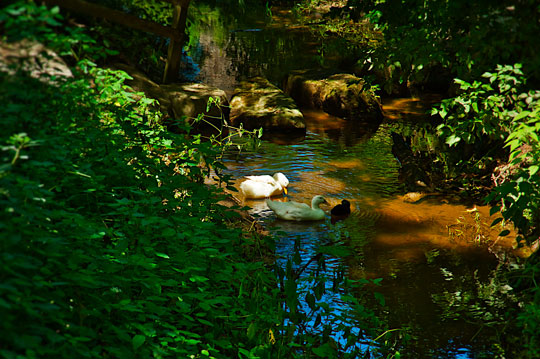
273, 172, 289, 194
341, 199, 351, 208
312, 195, 328, 207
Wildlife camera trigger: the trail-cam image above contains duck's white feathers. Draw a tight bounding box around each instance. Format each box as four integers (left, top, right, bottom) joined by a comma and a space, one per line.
240, 172, 289, 199
244, 175, 276, 183
266, 195, 327, 221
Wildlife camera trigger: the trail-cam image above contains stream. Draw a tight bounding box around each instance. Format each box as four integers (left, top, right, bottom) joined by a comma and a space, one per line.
187, 4, 528, 357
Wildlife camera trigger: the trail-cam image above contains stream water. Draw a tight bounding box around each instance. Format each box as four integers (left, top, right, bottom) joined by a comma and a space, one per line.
187, 4, 528, 357
222, 104, 525, 357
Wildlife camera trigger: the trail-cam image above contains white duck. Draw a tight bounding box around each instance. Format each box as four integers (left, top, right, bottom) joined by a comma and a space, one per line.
266, 195, 328, 221
240, 172, 289, 199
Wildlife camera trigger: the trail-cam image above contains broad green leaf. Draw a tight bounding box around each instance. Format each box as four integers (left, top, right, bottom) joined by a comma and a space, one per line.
312, 343, 335, 357
445, 135, 461, 146
374, 292, 386, 306
246, 322, 256, 340
189, 275, 209, 283
305, 293, 316, 311
513, 110, 531, 121
132, 334, 145, 350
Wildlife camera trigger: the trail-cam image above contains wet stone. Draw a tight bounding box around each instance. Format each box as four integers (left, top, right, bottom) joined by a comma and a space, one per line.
229, 77, 306, 132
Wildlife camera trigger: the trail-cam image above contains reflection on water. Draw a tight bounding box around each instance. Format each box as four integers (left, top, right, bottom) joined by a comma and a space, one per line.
186, 4, 331, 97
382, 95, 443, 122
302, 108, 379, 146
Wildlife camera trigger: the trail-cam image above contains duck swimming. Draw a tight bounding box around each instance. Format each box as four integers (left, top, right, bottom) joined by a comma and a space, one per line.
266, 195, 328, 221
330, 199, 351, 216
240, 172, 289, 199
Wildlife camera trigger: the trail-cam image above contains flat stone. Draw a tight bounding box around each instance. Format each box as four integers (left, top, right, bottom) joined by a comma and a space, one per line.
230, 77, 305, 132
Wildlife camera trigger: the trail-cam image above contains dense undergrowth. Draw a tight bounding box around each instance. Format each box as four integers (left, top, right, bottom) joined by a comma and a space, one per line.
0, 41, 278, 359
0, 2, 391, 358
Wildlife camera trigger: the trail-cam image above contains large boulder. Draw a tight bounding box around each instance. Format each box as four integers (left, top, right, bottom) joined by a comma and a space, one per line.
284, 70, 383, 125
113, 63, 229, 132
0, 40, 72, 81
229, 77, 305, 132
161, 82, 229, 130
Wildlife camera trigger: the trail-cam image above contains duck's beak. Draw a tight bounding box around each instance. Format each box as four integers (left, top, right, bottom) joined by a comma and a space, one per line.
283, 187, 288, 195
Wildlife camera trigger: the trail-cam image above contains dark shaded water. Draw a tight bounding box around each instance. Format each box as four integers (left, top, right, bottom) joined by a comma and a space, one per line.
184, 4, 349, 96
188, 4, 527, 357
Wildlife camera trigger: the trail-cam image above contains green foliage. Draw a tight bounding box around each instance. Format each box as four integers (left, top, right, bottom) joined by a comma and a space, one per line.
0, 0, 62, 40
433, 63, 540, 356
0, 0, 115, 61
0, 57, 281, 358
432, 64, 540, 244
339, 0, 540, 93
127, 0, 173, 24
486, 98, 540, 244
434, 64, 526, 169
92, 0, 173, 24
517, 292, 540, 358
0, 5, 277, 356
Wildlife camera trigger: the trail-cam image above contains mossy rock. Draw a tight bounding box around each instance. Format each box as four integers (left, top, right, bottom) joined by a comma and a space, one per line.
230, 77, 306, 132
113, 63, 229, 133
284, 70, 383, 125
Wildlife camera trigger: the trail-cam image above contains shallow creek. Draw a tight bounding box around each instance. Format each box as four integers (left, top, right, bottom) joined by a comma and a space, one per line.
220, 100, 528, 357
189, 5, 529, 356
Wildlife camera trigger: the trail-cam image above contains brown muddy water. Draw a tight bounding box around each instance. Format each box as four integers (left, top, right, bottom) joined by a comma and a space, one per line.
189, 4, 530, 357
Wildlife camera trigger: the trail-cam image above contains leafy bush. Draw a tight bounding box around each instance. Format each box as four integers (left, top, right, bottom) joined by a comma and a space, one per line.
433, 64, 540, 245
341, 0, 540, 94
0, 0, 114, 61
0, 3, 282, 353
434, 65, 525, 173
487, 97, 540, 246
433, 63, 540, 356
1, 55, 284, 358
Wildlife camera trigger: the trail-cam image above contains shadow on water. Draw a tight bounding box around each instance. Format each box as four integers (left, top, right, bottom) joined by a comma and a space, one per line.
188, 3, 529, 357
